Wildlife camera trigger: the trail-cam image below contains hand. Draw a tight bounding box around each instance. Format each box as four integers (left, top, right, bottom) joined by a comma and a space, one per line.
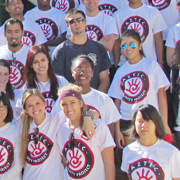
82, 116, 95, 139
115, 129, 125, 149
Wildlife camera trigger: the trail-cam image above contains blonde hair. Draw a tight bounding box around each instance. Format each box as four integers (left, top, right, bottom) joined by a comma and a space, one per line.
58, 84, 87, 126
20, 89, 45, 166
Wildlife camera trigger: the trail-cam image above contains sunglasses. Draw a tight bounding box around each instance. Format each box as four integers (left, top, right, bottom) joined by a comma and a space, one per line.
69, 132, 75, 150
68, 17, 85, 25
121, 43, 137, 50
34, 127, 39, 145
74, 67, 92, 73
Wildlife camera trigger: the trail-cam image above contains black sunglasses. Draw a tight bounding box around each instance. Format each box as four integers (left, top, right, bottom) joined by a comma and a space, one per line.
34, 127, 39, 145
69, 132, 75, 150
68, 17, 85, 25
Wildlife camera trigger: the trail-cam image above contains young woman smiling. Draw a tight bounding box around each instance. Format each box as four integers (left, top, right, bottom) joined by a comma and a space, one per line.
57, 84, 115, 180
108, 29, 171, 145
22, 45, 69, 113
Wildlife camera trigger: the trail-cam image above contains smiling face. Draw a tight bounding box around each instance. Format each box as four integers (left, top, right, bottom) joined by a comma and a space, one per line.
72, 58, 93, 87
25, 95, 46, 124
6, 0, 24, 18
135, 111, 156, 138
5, 22, 23, 49
82, 0, 100, 13
121, 36, 142, 64
32, 52, 49, 79
0, 101, 7, 127
0, 66, 10, 91
60, 96, 83, 123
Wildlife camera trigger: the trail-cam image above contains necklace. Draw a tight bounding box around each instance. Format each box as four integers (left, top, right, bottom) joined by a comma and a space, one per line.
36, 80, 50, 92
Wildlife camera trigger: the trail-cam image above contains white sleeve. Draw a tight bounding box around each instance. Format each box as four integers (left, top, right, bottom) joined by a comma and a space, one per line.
121, 147, 129, 173
104, 15, 118, 36
96, 121, 115, 151
151, 8, 167, 34
165, 27, 176, 48
171, 148, 180, 178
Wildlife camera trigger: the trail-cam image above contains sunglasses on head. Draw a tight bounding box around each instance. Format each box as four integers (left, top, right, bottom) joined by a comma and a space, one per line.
121, 43, 137, 50
68, 17, 85, 25
34, 127, 39, 145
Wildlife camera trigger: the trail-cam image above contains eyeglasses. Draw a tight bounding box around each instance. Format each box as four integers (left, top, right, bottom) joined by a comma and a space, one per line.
0, 105, 7, 111
68, 17, 85, 24
74, 67, 92, 73
34, 127, 39, 145
121, 43, 137, 50
69, 132, 75, 150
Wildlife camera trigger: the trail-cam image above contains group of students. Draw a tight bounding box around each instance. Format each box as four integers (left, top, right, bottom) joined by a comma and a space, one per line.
0, 0, 180, 180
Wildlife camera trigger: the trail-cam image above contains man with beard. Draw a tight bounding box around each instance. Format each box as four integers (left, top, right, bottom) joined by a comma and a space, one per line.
0, 0, 47, 47
0, 18, 30, 90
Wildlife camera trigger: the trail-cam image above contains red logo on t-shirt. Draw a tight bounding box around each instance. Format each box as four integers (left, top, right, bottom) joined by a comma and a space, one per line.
27, 133, 53, 165
36, 18, 58, 41
98, 4, 118, 16
120, 71, 149, 104
121, 16, 149, 43
86, 25, 104, 41
129, 158, 165, 179
148, 0, 171, 11
7, 60, 25, 89
51, 0, 75, 13
63, 139, 94, 179
22, 30, 36, 47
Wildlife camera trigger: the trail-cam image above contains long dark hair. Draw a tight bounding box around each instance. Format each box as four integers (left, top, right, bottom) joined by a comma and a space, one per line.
25, 45, 59, 101
0, 59, 14, 100
0, 91, 13, 123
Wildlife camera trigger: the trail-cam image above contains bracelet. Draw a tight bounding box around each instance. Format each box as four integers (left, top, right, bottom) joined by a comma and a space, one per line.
84, 113, 94, 120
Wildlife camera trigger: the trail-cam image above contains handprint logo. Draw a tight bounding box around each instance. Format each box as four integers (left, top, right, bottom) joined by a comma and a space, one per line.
0, 148, 6, 166
125, 77, 142, 97
86, 31, 97, 41
41, 24, 52, 40
22, 37, 32, 47
128, 22, 143, 37
152, 0, 165, 5
29, 143, 45, 158
10, 66, 21, 85
57, 0, 69, 12
45, 98, 54, 113
68, 148, 84, 170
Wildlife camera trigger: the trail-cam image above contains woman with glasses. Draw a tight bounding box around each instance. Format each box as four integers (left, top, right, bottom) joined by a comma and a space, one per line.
20, 45, 69, 113
108, 29, 171, 145
0, 92, 22, 179
57, 83, 115, 180
121, 104, 180, 180
0, 59, 21, 119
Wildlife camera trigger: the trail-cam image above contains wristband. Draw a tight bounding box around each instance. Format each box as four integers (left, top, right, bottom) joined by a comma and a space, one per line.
84, 113, 94, 120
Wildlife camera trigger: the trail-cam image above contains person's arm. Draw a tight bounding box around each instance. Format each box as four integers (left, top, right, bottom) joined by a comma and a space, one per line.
166, 47, 175, 67
154, 31, 164, 67
98, 69, 110, 93
172, 178, 180, 180
114, 98, 125, 149
44, 31, 67, 46
112, 37, 121, 67
158, 87, 171, 134
98, 34, 117, 51
102, 146, 115, 180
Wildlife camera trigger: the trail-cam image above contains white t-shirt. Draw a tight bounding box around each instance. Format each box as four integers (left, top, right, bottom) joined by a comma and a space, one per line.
108, 57, 170, 120
0, 44, 30, 90
0, 123, 22, 180
121, 139, 180, 180
0, 18, 47, 47
50, 0, 80, 13
85, 11, 118, 41
58, 118, 115, 180
165, 22, 180, 48
24, 7, 67, 42
20, 75, 69, 113
23, 112, 65, 180
142, 0, 180, 40
114, 4, 167, 63
52, 88, 121, 124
